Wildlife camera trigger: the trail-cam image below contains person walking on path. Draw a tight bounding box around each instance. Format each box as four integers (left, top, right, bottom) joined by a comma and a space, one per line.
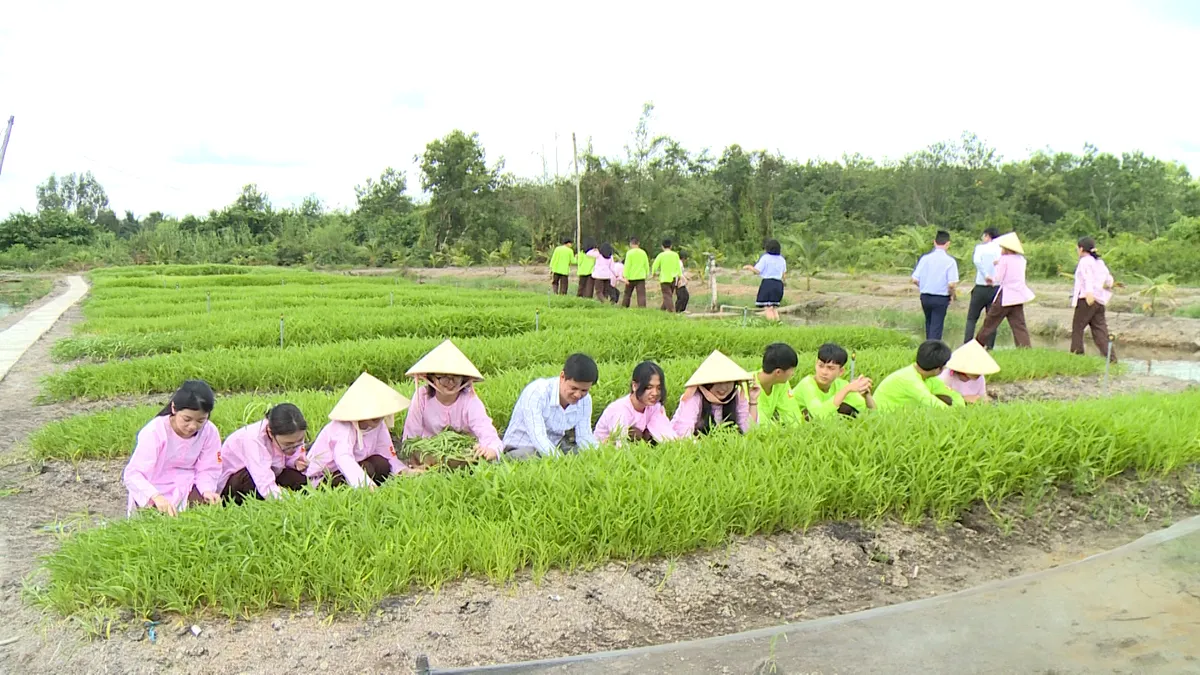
743, 238, 787, 321
674, 250, 691, 313
621, 237, 650, 308
549, 237, 574, 295
975, 232, 1034, 348
651, 238, 683, 312
1070, 237, 1117, 362
965, 227, 1001, 349
911, 230, 958, 341
591, 243, 615, 304
576, 238, 598, 299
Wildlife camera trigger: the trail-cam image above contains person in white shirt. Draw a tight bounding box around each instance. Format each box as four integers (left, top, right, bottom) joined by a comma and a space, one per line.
911, 230, 959, 341
965, 227, 1001, 349
501, 354, 600, 459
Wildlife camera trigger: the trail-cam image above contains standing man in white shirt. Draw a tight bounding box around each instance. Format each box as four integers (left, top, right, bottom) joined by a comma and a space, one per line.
911, 230, 959, 341
964, 227, 1001, 349
502, 353, 600, 459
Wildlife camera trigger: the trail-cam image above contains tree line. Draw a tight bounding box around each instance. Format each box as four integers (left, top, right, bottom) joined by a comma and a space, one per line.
3, 103, 1199, 281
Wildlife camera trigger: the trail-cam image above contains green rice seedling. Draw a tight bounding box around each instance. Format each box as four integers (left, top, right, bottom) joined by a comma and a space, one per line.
40, 323, 914, 401
38, 391, 1200, 617
30, 349, 1111, 462
403, 431, 478, 468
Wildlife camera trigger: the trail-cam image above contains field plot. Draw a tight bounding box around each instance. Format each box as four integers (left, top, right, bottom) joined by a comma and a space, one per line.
3, 264, 1198, 673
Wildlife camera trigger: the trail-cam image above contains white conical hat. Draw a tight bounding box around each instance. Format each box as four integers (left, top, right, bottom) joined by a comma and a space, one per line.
994, 232, 1024, 255
684, 351, 753, 388
405, 340, 484, 381
946, 340, 1001, 376
328, 372, 411, 422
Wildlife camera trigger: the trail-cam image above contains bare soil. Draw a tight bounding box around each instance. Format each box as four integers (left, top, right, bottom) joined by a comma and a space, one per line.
2, 275, 1199, 674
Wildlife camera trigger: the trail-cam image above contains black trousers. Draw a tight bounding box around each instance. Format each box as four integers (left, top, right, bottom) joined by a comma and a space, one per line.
920, 293, 951, 341
675, 286, 690, 313
965, 285, 999, 349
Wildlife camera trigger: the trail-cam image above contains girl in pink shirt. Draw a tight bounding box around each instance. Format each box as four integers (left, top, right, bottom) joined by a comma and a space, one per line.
975, 232, 1034, 348
217, 404, 310, 504
402, 340, 503, 461
1070, 237, 1117, 362
305, 372, 419, 489
122, 380, 222, 517
591, 243, 616, 304
671, 351, 760, 437
595, 361, 678, 445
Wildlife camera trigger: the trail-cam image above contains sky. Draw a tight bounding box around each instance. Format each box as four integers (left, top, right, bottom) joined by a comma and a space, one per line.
1, 0, 1198, 219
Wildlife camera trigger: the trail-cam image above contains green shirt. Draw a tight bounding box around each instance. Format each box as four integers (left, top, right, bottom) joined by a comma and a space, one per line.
577, 250, 596, 276
651, 250, 683, 283
550, 245, 574, 275
753, 371, 803, 427
873, 365, 950, 412
792, 375, 867, 419
623, 247, 650, 281
925, 375, 965, 407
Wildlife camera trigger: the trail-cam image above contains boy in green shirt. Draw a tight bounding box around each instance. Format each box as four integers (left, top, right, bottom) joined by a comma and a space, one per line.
576, 238, 597, 299
621, 237, 650, 308
793, 343, 875, 419
752, 343, 803, 426
549, 237, 574, 295
873, 340, 954, 411
650, 238, 683, 313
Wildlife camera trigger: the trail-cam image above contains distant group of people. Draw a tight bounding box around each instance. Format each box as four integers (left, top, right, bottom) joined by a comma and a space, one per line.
912, 230, 1117, 362
123, 334, 998, 516
548, 236, 790, 318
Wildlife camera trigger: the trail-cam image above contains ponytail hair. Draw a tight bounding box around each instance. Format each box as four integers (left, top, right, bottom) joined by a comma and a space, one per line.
265, 403, 307, 436
1078, 237, 1101, 259
156, 380, 215, 417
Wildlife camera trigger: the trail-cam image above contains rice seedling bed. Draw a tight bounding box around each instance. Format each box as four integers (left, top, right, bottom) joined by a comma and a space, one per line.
37, 391, 1200, 617
30, 349, 1111, 461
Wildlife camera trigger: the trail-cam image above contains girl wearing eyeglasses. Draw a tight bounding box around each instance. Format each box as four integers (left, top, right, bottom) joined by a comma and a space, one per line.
217, 403, 310, 503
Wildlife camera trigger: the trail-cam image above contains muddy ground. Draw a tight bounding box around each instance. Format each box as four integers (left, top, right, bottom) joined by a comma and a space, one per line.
1, 275, 1199, 674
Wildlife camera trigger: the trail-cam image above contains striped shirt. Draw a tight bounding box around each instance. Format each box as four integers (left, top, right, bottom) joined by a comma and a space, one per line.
502, 377, 597, 456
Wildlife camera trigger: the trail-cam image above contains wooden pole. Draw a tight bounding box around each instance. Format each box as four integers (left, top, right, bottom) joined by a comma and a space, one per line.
707, 253, 718, 312
573, 132, 581, 249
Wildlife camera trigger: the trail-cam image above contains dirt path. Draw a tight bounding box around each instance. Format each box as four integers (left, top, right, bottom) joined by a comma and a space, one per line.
1, 280, 1198, 673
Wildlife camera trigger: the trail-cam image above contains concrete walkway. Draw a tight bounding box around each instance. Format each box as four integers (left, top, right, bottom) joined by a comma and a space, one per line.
0, 276, 87, 382
428, 516, 1200, 674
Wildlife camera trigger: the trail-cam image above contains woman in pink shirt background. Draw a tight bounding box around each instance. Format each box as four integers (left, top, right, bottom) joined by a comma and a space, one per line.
122, 380, 222, 517
590, 243, 616, 304
217, 403, 310, 504
1070, 236, 1117, 362
975, 232, 1034, 348
305, 372, 419, 489
402, 340, 504, 460
595, 361, 678, 445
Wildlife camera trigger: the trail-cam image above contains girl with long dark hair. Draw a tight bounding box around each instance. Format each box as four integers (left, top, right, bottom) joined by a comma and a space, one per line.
217, 403, 310, 504
595, 361, 678, 445
671, 351, 759, 436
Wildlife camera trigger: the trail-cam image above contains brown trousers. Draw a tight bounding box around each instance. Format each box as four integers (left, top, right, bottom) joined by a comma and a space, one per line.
222, 467, 307, 504
551, 273, 568, 295
621, 280, 647, 308
1071, 302, 1117, 362
975, 291, 1031, 348
593, 278, 613, 303
659, 282, 676, 312
328, 455, 393, 487
576, 275, 594, 299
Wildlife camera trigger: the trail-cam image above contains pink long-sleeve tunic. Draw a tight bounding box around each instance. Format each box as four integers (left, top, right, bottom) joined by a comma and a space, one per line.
123, 415, 222, 515
401, 387, 503, 453
216, 420, 304, 499
670, 392, 751, 437
305, 420, 404, 488
594, 396, 678, 444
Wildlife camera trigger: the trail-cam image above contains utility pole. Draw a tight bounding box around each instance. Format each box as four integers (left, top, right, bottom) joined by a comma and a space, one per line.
573, 132, 581, 248
0, 116, 13, 178
554, 132, 560, 179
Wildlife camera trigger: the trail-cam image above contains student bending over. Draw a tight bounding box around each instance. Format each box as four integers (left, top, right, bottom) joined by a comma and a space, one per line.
938, 340, 999, 404
502, 353, 600, 459
793, 343, 874, 419
123, 380, 222, 516
873, 340, 956, 411
218, 403, 309, 504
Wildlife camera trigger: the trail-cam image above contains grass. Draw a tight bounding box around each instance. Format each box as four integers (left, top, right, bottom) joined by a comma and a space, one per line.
37, 391, 1200, 617
0, 276, 54, 309
30, 349, 1113, 461
39, 323, 914, 402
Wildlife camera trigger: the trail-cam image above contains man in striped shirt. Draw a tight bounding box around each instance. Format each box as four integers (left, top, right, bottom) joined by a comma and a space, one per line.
502, 353, 600, 459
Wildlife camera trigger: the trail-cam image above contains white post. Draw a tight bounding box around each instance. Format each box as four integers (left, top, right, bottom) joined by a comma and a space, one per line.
573, 132, 581, 249
0, 116, 14, 177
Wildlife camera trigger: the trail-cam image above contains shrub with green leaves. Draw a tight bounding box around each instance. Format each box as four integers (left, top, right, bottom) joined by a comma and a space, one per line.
38, 391, 1200, 617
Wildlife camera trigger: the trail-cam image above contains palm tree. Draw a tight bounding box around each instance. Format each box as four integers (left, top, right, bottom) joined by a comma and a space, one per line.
1132, 273, 1176, 317
779, 232, 827, 291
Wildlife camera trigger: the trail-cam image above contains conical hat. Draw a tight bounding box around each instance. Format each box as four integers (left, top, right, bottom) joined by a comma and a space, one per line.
946, 340, 1000, 376
994, 232, 1024, 255
328, 372, 411, 422
405, 340, 484, 381
684, 351, 753, 388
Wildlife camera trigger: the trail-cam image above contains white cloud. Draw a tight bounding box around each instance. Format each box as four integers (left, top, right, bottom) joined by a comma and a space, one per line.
1, 0, 1196, 219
